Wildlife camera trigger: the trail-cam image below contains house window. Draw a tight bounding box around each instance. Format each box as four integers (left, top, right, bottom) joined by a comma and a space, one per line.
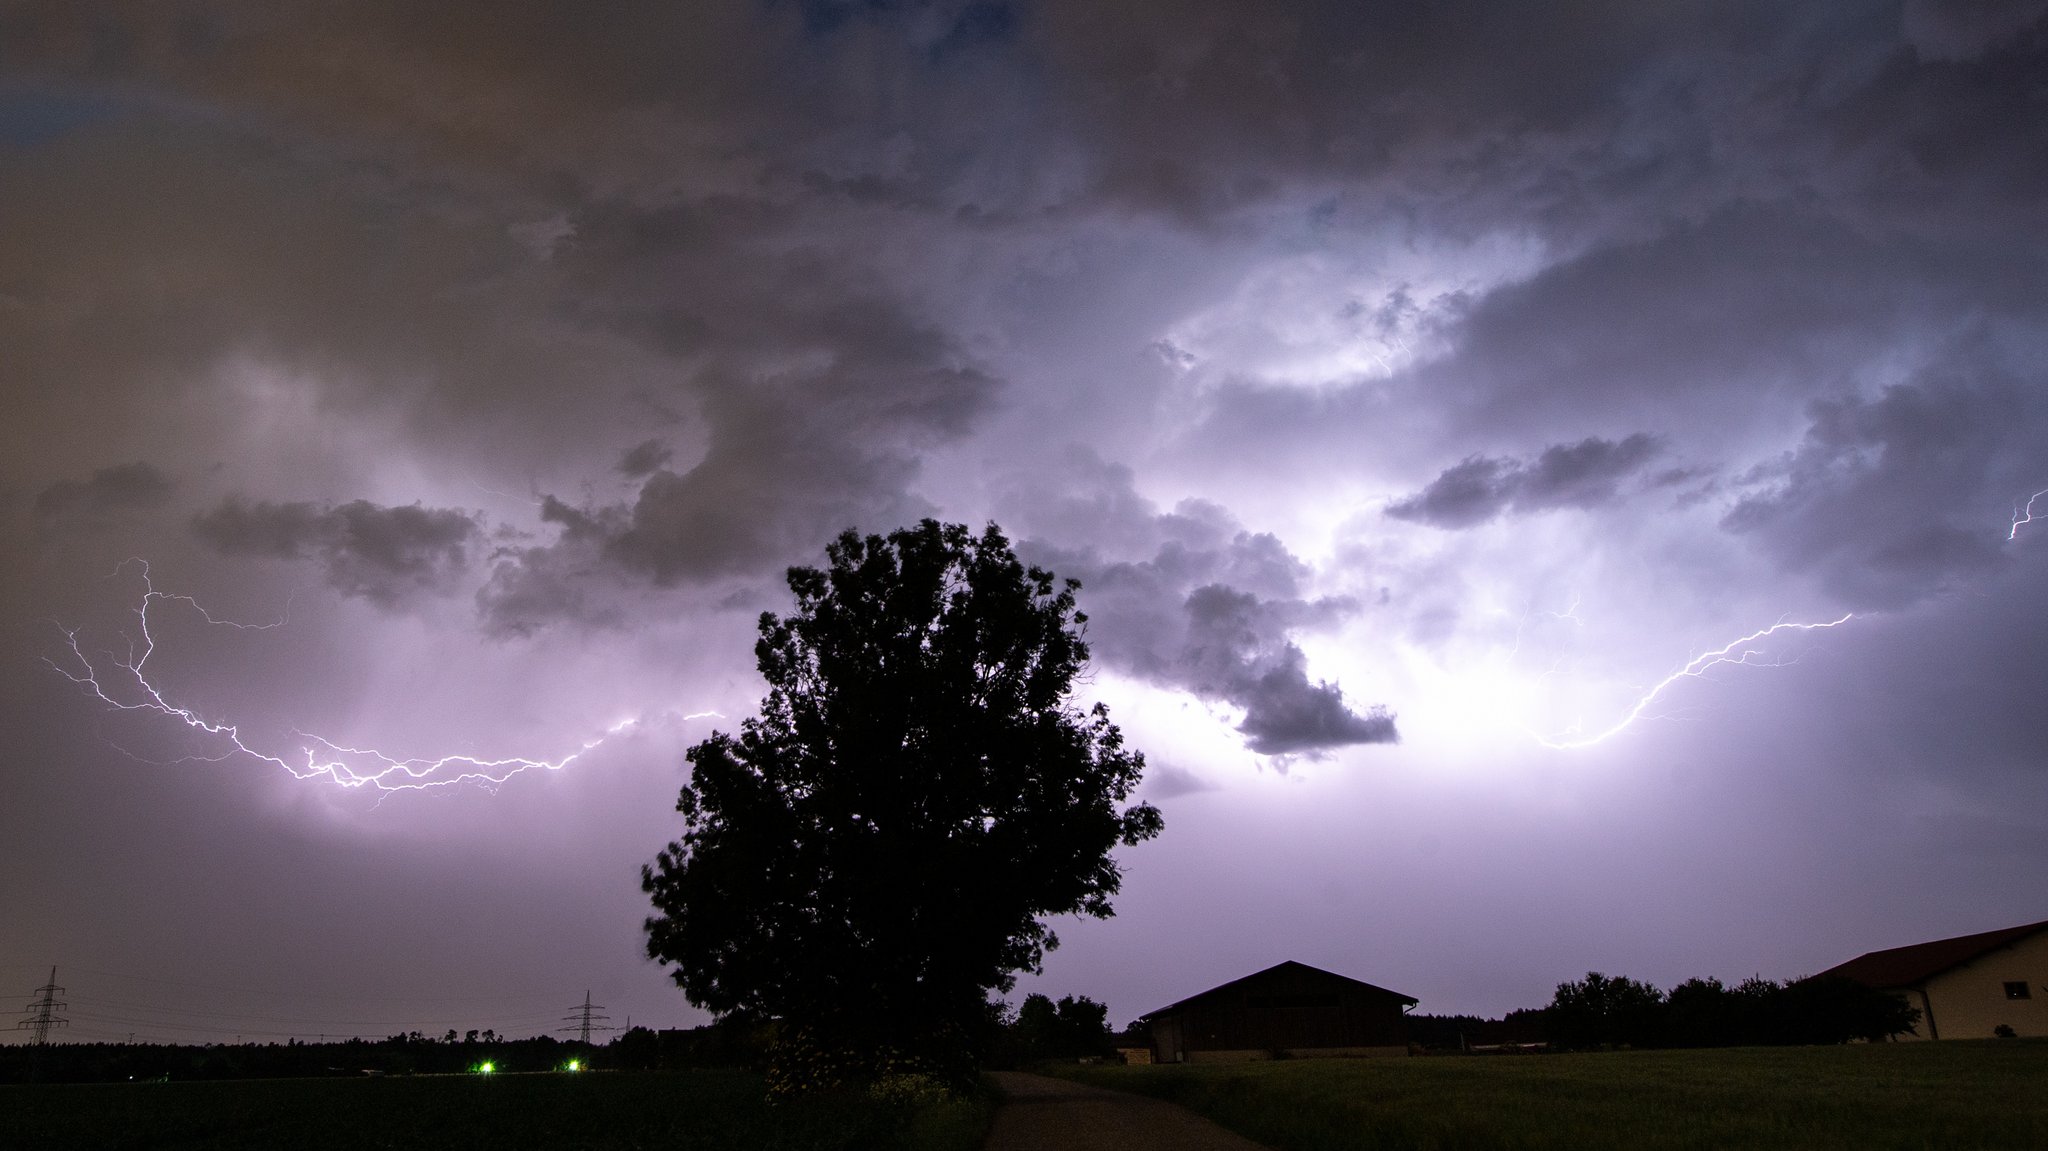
2004, 981, 2031, 1000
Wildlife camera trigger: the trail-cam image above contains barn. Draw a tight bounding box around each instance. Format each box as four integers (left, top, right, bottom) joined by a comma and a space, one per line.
1818, 918, 2048, 1040
1141, 960, 1416, 1063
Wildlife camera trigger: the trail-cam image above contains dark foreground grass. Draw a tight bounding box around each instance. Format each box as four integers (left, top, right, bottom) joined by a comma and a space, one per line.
0, 1067, 994, 1151
1060, 1039, 2048, 1151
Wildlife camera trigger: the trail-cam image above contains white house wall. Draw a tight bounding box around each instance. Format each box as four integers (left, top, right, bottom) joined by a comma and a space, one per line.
1921, 930, 2048, 1040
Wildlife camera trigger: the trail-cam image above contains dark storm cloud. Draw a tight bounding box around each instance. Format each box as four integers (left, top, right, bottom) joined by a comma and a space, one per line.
1010, 451, 1396, 756
12, 1, 2043, 245
1047, 543, 1396, 757
1029, 0, 1707, 223
34, 462, 173, 523
474, 497, 630, 636
1387, 434, 1661, 530
1167, 6, 2048, 488
1838, 1, 2048, 239
466, 187, 1000, 635
193, 498, 482, 608
615, 440, 672, 479
0, 0, 1039, 224
1411, 205, 1983, 440
1721, 366, 2039, 610
1901, 0, 2048, 60
6, 3, 1010, 642
478, 422, 937, 637
1181, 585, 1398, 755
477, 303, 990, 635
1141, 762, 1219, 800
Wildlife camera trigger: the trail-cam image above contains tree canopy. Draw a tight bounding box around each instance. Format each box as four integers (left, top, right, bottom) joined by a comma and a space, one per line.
1008, 993, 1114, 1062
642, 520, 1162, 1088
1546, 970, 1921, 1050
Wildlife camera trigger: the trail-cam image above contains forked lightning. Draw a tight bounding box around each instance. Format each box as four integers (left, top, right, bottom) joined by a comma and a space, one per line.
49, 560, 670, 793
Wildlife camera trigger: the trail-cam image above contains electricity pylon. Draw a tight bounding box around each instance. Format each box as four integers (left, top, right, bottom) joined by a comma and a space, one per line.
17, 968, 68, 1045
559, 990, 613, 1044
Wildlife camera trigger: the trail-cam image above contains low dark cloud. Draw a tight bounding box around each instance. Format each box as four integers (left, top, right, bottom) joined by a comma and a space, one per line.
193, 498, 482, 607
615, 440, 673, 478
1182, 585, 1397, 755
1388, 434, 1661, 529
477, 391, 950, 636
1721, 370, 2035, 609
1011, 451, 1396, 756
34, 462, 174, 523
479, 285, 994, 634
1902, 0, 2048, 62
474, 497, 632, 636
1141, 762, 1220, 800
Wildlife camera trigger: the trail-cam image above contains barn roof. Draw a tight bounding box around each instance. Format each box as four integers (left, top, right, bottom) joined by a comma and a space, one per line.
1816, 919, 2048, 990
1140, 960, 1417, 1019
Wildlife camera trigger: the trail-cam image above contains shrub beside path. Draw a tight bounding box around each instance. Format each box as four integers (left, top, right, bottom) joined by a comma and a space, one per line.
982, 1071, 1273, 1151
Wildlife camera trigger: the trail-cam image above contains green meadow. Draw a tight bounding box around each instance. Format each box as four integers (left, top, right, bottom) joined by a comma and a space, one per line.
0, 1067, 992, 1151
1059, 1039, 2048, 1151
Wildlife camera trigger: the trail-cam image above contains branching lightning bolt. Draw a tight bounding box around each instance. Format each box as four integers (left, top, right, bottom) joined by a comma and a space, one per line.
47, 559, 703, 794
1514, 482, 2048, 751
2010, 488, 2048, 541
1529, 613, 1854, 750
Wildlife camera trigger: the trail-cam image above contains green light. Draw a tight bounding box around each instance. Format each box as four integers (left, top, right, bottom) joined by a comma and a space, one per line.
477, 1061, 496, 1075
565, 1059, 582, 1072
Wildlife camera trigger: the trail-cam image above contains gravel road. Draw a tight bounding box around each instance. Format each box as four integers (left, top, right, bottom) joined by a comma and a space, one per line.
981, 1071, 1274, 1151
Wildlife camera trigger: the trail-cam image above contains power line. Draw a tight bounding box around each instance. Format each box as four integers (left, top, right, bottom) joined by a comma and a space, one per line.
4, 966, 664, 1046
63, 994, 564, 1030
42, 963, 561, 1007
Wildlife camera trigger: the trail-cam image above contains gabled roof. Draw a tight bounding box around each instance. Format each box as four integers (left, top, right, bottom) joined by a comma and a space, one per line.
1817, 919, 2048, 990
1140, 960, 1417, 1019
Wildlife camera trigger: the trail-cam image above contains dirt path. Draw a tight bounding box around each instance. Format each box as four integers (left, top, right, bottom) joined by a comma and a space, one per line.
982, 1071, 1274, 1151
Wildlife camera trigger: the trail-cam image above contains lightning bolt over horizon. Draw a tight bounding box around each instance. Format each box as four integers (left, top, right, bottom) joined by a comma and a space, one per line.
1458, 483, 2048, 753
1528, 612, 1856, 750
48, 560, 717, 794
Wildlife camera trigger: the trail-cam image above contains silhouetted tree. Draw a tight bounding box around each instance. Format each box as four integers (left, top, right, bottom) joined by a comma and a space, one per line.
1012, 993, 1114, 1060
609, 1026, 660, 1070
1546, 972, 1666, 1049
1777, 974, 1919, 1043
1113, 1016, 1152, 1050
642, 520, 1162, 1092
1664, 977, 1735, 1048
1549, 970, 1917, 1050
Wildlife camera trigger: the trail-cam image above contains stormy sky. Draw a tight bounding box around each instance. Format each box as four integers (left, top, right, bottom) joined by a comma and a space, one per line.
5, 1, 2047, 1042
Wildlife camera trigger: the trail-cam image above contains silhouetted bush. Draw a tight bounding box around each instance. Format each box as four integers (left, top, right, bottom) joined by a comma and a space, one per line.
1542, 971, 1918, 1051
0, 1032, 599, 1084
1547, 972, 1668, 1050
1004, 993, 1114, 1062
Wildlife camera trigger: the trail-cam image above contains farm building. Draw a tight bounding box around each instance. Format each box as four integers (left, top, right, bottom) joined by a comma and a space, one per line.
1141, 960, 1416, 1063
1818, 918, 2048, 1040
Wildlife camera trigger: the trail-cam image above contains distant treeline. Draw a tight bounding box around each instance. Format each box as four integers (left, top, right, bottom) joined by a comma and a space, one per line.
624, 994, 1130, 1072
1411, 972, 1920, 1053
4, 973, 1917, 1084
1, 994, 1141, 1085
1, 1032, 610, 1085
1404, 1009, 1552, 1051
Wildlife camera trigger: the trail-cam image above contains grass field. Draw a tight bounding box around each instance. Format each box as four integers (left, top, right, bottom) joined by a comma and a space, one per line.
1059, 1039, 2048, 1150
0, 1067, 992, 1151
